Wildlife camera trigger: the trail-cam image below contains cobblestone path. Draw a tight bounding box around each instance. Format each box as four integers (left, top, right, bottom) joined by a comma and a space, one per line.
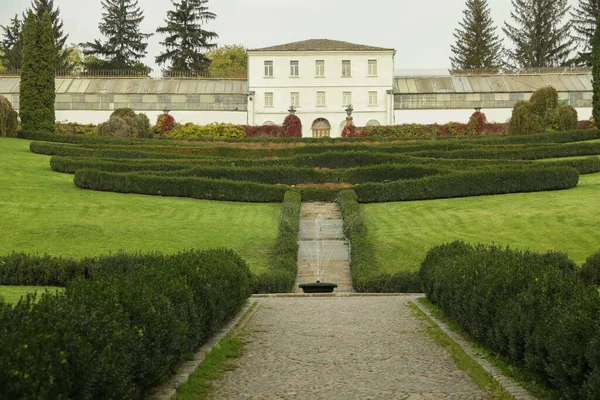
209, 296, 485, 399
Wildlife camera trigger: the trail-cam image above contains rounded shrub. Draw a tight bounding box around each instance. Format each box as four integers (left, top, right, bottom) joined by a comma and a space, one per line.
468, 111, 487, 134
110, 108, 137, 119
153, 113, 176, 135
0, 95, 19, 137
138, 113, 151, 136
529, 86, 559, 119
557, 105, 578, 132
282, 114, 302, 138
508, 101, 544, 135
581, 250, 600, 286
98, 115, 147, 139
341, 124, 357, 138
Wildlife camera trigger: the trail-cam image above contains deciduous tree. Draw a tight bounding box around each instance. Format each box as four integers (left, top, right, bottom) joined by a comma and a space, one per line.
206, 45, 247, 78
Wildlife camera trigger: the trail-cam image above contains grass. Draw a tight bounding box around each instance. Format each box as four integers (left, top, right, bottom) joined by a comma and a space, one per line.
363, 172, 600, 273
410, 302, 513, 399
0, 285, 63, 304
0, 138, 279, 274
416, 298, 557, 399
173, 302, 257, 399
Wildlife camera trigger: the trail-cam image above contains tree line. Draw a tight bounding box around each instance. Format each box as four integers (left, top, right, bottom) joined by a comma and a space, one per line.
452, 0, 600, 70
0, 0, 247, 77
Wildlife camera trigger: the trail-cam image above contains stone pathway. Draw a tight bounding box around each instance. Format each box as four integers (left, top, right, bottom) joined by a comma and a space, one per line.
295, 202, 353, 293
209, 296, 485, 400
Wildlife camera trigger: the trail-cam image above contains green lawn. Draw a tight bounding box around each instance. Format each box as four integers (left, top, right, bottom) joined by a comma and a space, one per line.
0, 286, 63, 304
0, 138, 279, 274
363, 173, 600, 273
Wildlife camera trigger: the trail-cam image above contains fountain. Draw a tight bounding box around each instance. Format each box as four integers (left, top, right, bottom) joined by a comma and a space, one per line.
299, 214, 339, 293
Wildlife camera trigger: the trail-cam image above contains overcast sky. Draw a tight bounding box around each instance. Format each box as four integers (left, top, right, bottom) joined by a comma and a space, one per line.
0, 0, 582, 73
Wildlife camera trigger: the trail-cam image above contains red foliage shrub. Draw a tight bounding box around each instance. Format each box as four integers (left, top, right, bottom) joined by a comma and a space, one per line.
341, 124, 358, 138
153, 113, 176, 135
578, 120, 594, 130
243, 125, 283, 138
468, 111, 487, 134
282, 114, 302, 138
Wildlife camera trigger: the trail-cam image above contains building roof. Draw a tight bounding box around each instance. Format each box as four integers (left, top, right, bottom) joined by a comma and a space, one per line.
394, 73, 592, 94
249, 39, 394, 52
0, 78, 247, 95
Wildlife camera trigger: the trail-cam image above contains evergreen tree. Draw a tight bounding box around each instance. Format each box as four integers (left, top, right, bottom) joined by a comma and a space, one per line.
83, 0, 151, 70
503, 0, 573, 68
571, 0, 600, 65
450, 0, 503, 70
592, 13, 600, 124
20, 11, 55, 134
28, 0, 71, 71
0, 15, 23, 70
156, 0, 218, 74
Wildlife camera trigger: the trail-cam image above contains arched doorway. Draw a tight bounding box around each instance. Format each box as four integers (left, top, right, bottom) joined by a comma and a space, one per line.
366, 119, 381, 127
312, 118, 331, 138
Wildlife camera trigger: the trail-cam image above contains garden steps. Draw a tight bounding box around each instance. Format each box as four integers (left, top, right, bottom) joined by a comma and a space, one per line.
294, 202, 353, 293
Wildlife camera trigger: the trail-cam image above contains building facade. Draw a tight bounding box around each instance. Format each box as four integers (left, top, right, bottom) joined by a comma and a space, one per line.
247, 39, 396, 137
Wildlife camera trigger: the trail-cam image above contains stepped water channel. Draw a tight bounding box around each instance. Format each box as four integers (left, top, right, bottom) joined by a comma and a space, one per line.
294, 202, 353, 293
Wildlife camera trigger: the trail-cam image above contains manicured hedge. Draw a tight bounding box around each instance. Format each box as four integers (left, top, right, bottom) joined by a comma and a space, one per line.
337, 190, 422, 292
354, 166, 579, 203
413, 141, 600, 160
50, 156, 215, 174
254, 191, 301, 293
74, 169, 288, 203
165, 165, 327, 185
420, 241, 600, 398
30, 141, 182, 160
0, 249, 253, 399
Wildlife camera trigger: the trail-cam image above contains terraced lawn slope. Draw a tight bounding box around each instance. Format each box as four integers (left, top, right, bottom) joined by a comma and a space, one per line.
363, 172, 600, 272
0, 138, 278, 274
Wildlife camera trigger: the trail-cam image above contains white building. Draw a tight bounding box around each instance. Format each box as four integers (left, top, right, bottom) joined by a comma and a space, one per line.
247, 39, 395, 138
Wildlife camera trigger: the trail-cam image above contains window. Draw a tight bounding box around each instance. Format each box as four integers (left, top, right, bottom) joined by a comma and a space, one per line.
317, 91, 326, 106
342, 60, 351, 77
369, 91, 378, 106
343, 91, 352, 106
264, 61, 273, 77
265, 92, 273, 107
315, 60, 325, 77
291, 92, 299, 107
290, 60, 299, 77
368, 60, 378, 76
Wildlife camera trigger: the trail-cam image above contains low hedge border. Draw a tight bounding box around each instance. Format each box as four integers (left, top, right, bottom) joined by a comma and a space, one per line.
254, 191, 301, 293
74, 169, 288, 203
72, 164, 579, 204
18, 128, 600, 146
420, 241, 600, 398
354, 166, 579, 203
0, 248, 253, 399
337, 190, 422, 292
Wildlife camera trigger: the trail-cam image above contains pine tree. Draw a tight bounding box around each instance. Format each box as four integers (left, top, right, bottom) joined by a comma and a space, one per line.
0, 15, 23, 70
503, 0, 573, 68
20, 11, 55, 134
450, 0, 503, 70
83, 0, 151, 70
27, 0, 71, 71
571, 0, 600, 65
156, 0, 218, 74
592, 13, 600, 124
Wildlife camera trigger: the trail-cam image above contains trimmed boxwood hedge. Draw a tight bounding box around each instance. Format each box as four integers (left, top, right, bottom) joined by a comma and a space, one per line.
354, 166, 579, 203
74, 169, 288, 203
420, 241, 600, 398
254, 191, 301, 293
0, 248, 253, 399
337, 190, 422, 292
